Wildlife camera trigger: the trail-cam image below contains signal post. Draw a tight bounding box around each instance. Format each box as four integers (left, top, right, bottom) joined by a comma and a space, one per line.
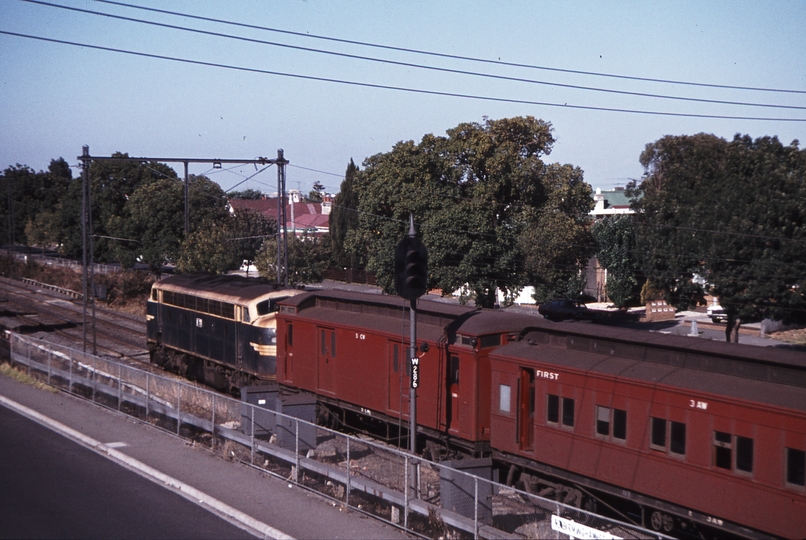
394, 215, 428, 454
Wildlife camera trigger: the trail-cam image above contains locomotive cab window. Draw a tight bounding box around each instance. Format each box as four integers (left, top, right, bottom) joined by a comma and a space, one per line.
480, 334, 500, 349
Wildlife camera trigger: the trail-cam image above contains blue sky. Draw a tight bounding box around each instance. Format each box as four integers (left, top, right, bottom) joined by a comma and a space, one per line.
1, 0, 804, 196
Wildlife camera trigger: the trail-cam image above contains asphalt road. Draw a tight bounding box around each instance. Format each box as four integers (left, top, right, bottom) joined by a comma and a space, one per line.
0, 374, 412, 540
0, 404, 255, 539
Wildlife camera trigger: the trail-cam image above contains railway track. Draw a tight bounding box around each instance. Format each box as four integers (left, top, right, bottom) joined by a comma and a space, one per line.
0, 277, 149, 363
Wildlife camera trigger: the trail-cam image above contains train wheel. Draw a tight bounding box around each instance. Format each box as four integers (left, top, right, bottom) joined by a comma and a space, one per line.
649, 510, 674, 533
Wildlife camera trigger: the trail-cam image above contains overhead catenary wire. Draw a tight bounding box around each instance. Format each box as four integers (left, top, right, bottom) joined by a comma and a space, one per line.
21, 0, 806, 112
93, 0, 806, 96
1, 30, 804, 123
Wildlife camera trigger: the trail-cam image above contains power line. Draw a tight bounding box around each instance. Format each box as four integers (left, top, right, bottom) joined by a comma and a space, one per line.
23, 0, 806, 111
94, 0, 806, 96
2, 30, 804, 123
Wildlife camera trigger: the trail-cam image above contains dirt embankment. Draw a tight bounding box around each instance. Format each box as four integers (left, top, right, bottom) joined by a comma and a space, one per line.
0, 254, 153, 317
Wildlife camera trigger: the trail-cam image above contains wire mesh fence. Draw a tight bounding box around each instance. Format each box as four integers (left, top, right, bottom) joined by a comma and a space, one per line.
7, 333, 672, 540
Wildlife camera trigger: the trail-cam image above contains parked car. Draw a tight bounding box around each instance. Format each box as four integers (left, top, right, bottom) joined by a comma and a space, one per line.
707, 303, 727, 323
538, 298, 591, 321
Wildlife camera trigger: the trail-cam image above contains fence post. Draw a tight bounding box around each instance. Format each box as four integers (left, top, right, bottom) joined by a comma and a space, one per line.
92, 354, 96, 402
250, 405, 255, 465
117, 363, 122, 411
404, 454, 409, 530
177, 384, 182, 435
294, 419, 300, 483
47, 350, 52, 386
345, 437, 351, 505
26, 340, 31, 376
474, 476, 479, 540
146, 373, 150, 418
68, 346, 73, 393
211, 393, 216, 450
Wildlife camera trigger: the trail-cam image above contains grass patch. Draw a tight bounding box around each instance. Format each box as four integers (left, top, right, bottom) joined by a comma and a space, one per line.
770, 327, 806, 346
0, 362, 58, 392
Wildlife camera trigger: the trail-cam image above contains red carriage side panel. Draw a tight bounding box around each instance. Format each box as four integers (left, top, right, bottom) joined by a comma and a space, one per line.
489, 333, 806, 539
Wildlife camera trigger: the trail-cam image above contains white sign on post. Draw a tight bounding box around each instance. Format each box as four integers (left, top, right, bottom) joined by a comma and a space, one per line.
551, 515, 622, 540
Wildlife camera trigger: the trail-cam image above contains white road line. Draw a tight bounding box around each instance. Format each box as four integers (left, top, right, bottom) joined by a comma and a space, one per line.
0, 394, 294, 540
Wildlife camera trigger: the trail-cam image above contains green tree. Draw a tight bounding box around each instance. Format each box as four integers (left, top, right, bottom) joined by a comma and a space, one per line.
591, 216, 641, 308
229, 208, 276, 274
25, 210, 59, 255
307, 181, 326, 203
256, 232, 331, 285
330, 159, 362, 268
630, 133, 806, 341
88, 154, 177, 261
108, 174, 232, 272
228, 188, 263, 200
350, 116, 593, 307
1, 159, 72, 248
176, 220, 238, 274
107, 178, 184, 271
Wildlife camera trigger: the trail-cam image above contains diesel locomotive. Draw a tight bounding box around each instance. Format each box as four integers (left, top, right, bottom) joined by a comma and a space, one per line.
146, 273, 305, 392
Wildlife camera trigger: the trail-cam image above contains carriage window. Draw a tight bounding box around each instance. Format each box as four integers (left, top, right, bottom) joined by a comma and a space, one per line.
596, 407, 626, 440
670, 422, 686, 455
547, 394, 559, 424
714, 432, 753, 473
393, 343, 399, 373
480, 334, 500, 348
651, 418, 686, 455
714, 431, 732, 469
596, 406, 611, 436
787, 448, 806, 486
242, 307, 250, 323
562, 398, 575, 427
613, 409, 627, 440
651, 417, 666, 448
450, 356, 460, 385
321, 330, 326, 356
547, 395, 574, 427
736, 436, 754, 473
499, 384, 511, 414
287, 324, 293, 347
331, 331, 337, 357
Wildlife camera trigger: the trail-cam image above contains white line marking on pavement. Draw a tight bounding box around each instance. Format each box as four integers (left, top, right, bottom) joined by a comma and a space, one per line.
105, 441, 129, 448
0, 394, 294, 540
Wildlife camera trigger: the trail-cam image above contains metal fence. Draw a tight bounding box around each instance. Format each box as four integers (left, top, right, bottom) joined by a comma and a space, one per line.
7, 333, 671, 540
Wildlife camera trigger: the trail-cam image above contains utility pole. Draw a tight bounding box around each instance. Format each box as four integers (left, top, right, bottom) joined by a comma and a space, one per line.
276, 149, 288, 286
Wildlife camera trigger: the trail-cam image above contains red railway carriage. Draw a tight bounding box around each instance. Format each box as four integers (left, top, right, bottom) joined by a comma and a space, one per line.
489, 325, 806, 538
276, 289, 538, 453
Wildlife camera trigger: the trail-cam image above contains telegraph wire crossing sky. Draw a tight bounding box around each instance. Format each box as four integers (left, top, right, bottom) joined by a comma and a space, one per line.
1, 0, 804, 196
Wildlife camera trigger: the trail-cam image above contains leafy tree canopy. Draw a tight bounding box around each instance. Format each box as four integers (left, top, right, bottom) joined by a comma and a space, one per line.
330, 159, 362, 268
228, 188, 263, 200
256, 233, 331, 285
629, 133, 806, 340
591, 215, 642, 308
1, 159, 72, 248
348, 116, 594, 307
307, 181, 326, 203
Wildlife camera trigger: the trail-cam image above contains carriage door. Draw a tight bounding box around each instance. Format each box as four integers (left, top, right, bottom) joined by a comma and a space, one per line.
317, 327, 336, 394
448, 355, 460, 433
388, 341, 409, 416
518, 368, 535, 450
